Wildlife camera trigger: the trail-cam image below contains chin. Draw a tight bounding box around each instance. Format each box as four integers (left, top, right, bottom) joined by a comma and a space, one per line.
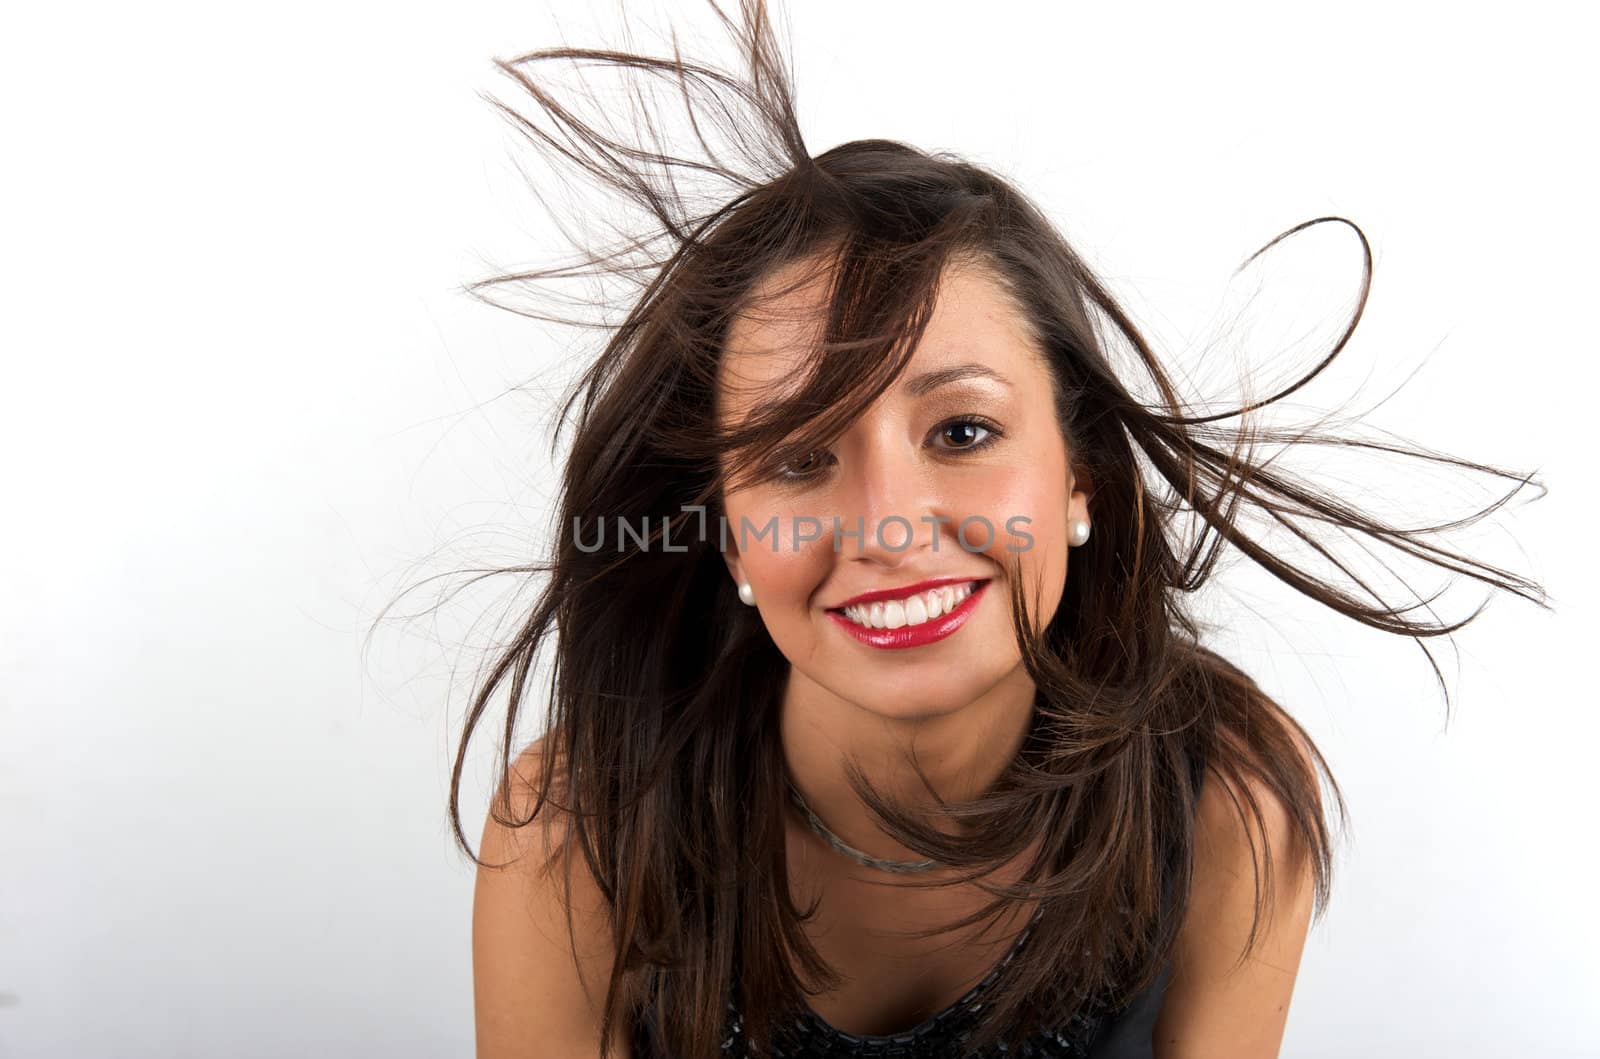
839, 680, 994, 721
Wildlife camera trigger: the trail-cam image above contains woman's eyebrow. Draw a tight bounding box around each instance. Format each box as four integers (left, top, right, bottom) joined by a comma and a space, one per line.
902, 363, 1014, 396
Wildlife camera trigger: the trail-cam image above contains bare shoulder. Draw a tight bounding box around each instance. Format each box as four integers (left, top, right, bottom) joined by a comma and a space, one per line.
1153, 701, 1319, 1058
473, 734, 632, 1059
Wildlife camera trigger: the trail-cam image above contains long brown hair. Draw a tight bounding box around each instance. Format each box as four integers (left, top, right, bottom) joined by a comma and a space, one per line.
432, 2, 1549, 1055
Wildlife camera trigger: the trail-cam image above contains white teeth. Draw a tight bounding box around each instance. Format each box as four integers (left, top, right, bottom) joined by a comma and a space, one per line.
837, 581, 982, 628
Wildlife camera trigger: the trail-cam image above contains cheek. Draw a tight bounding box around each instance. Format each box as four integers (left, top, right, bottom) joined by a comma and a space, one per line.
968, 461, 1069, 544
744, 545, 831, 612
727, 494, 834, 610
970, 458, 1071, 612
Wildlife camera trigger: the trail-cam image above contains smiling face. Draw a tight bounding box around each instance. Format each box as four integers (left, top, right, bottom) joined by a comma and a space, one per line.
717, 252, 1091, 720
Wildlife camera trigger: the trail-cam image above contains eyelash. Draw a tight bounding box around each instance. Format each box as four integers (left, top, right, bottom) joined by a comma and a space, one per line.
776, 417, 1004, 483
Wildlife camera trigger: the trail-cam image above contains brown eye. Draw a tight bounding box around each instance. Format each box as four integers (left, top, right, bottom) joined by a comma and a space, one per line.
779, 449, 831, 480
935, 418, 998, 450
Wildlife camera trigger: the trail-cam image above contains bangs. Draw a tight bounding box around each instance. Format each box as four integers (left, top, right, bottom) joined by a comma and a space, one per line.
707, 225, 993, 496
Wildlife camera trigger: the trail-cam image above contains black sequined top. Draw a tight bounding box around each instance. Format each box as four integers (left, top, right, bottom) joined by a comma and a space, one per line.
633, 886, 1178, 1059
632, 747, 1202, 1058
722, 915, 1170, 1058
630, 915, 1172, 1058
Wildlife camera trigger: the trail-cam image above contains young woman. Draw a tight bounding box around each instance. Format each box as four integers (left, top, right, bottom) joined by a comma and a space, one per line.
461, 4, 1547, 1057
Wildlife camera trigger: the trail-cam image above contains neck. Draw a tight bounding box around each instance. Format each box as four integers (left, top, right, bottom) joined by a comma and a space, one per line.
778, 662, 1037, 869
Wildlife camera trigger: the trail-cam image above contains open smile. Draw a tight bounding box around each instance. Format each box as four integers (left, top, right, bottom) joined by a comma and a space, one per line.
825, 579, 991, 650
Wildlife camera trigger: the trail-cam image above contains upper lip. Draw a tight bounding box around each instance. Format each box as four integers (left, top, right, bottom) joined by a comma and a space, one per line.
827, 576, 989, 611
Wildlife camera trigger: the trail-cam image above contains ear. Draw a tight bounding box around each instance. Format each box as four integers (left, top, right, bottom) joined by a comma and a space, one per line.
1069, 459, 1095, 510
722, 532, 744, 587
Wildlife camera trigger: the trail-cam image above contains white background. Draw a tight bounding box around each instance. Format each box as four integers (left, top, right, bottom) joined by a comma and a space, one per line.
2, 2, 1594, 1056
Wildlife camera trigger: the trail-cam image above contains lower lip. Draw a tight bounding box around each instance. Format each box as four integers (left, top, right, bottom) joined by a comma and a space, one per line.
826, 581, 990, 651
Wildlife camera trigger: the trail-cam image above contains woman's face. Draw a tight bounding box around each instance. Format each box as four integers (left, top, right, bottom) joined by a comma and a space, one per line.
717, 254, 1090, 720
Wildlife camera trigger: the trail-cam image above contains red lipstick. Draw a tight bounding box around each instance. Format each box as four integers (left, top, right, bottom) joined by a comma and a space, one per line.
826, 579, 990, 651
829, 576, 981, 611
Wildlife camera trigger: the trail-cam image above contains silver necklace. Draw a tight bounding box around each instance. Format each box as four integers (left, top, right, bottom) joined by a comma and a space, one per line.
784, 777, 944, 874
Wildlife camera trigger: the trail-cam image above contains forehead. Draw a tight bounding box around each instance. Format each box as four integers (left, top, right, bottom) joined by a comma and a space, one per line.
717, 255, 1039, 422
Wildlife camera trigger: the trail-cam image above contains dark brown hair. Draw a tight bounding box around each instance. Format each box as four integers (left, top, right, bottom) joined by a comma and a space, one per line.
430, 2, 1549, 1055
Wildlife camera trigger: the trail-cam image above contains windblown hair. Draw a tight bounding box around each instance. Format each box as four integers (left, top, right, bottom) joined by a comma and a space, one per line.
437, 3, 1549, 1055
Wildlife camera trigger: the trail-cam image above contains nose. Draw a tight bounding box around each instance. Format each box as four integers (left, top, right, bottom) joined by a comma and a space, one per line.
836, 434, 945, 567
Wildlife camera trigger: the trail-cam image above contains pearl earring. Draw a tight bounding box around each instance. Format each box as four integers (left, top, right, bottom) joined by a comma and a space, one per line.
1068, 518, 1091, 547
737, 581, 756, 606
